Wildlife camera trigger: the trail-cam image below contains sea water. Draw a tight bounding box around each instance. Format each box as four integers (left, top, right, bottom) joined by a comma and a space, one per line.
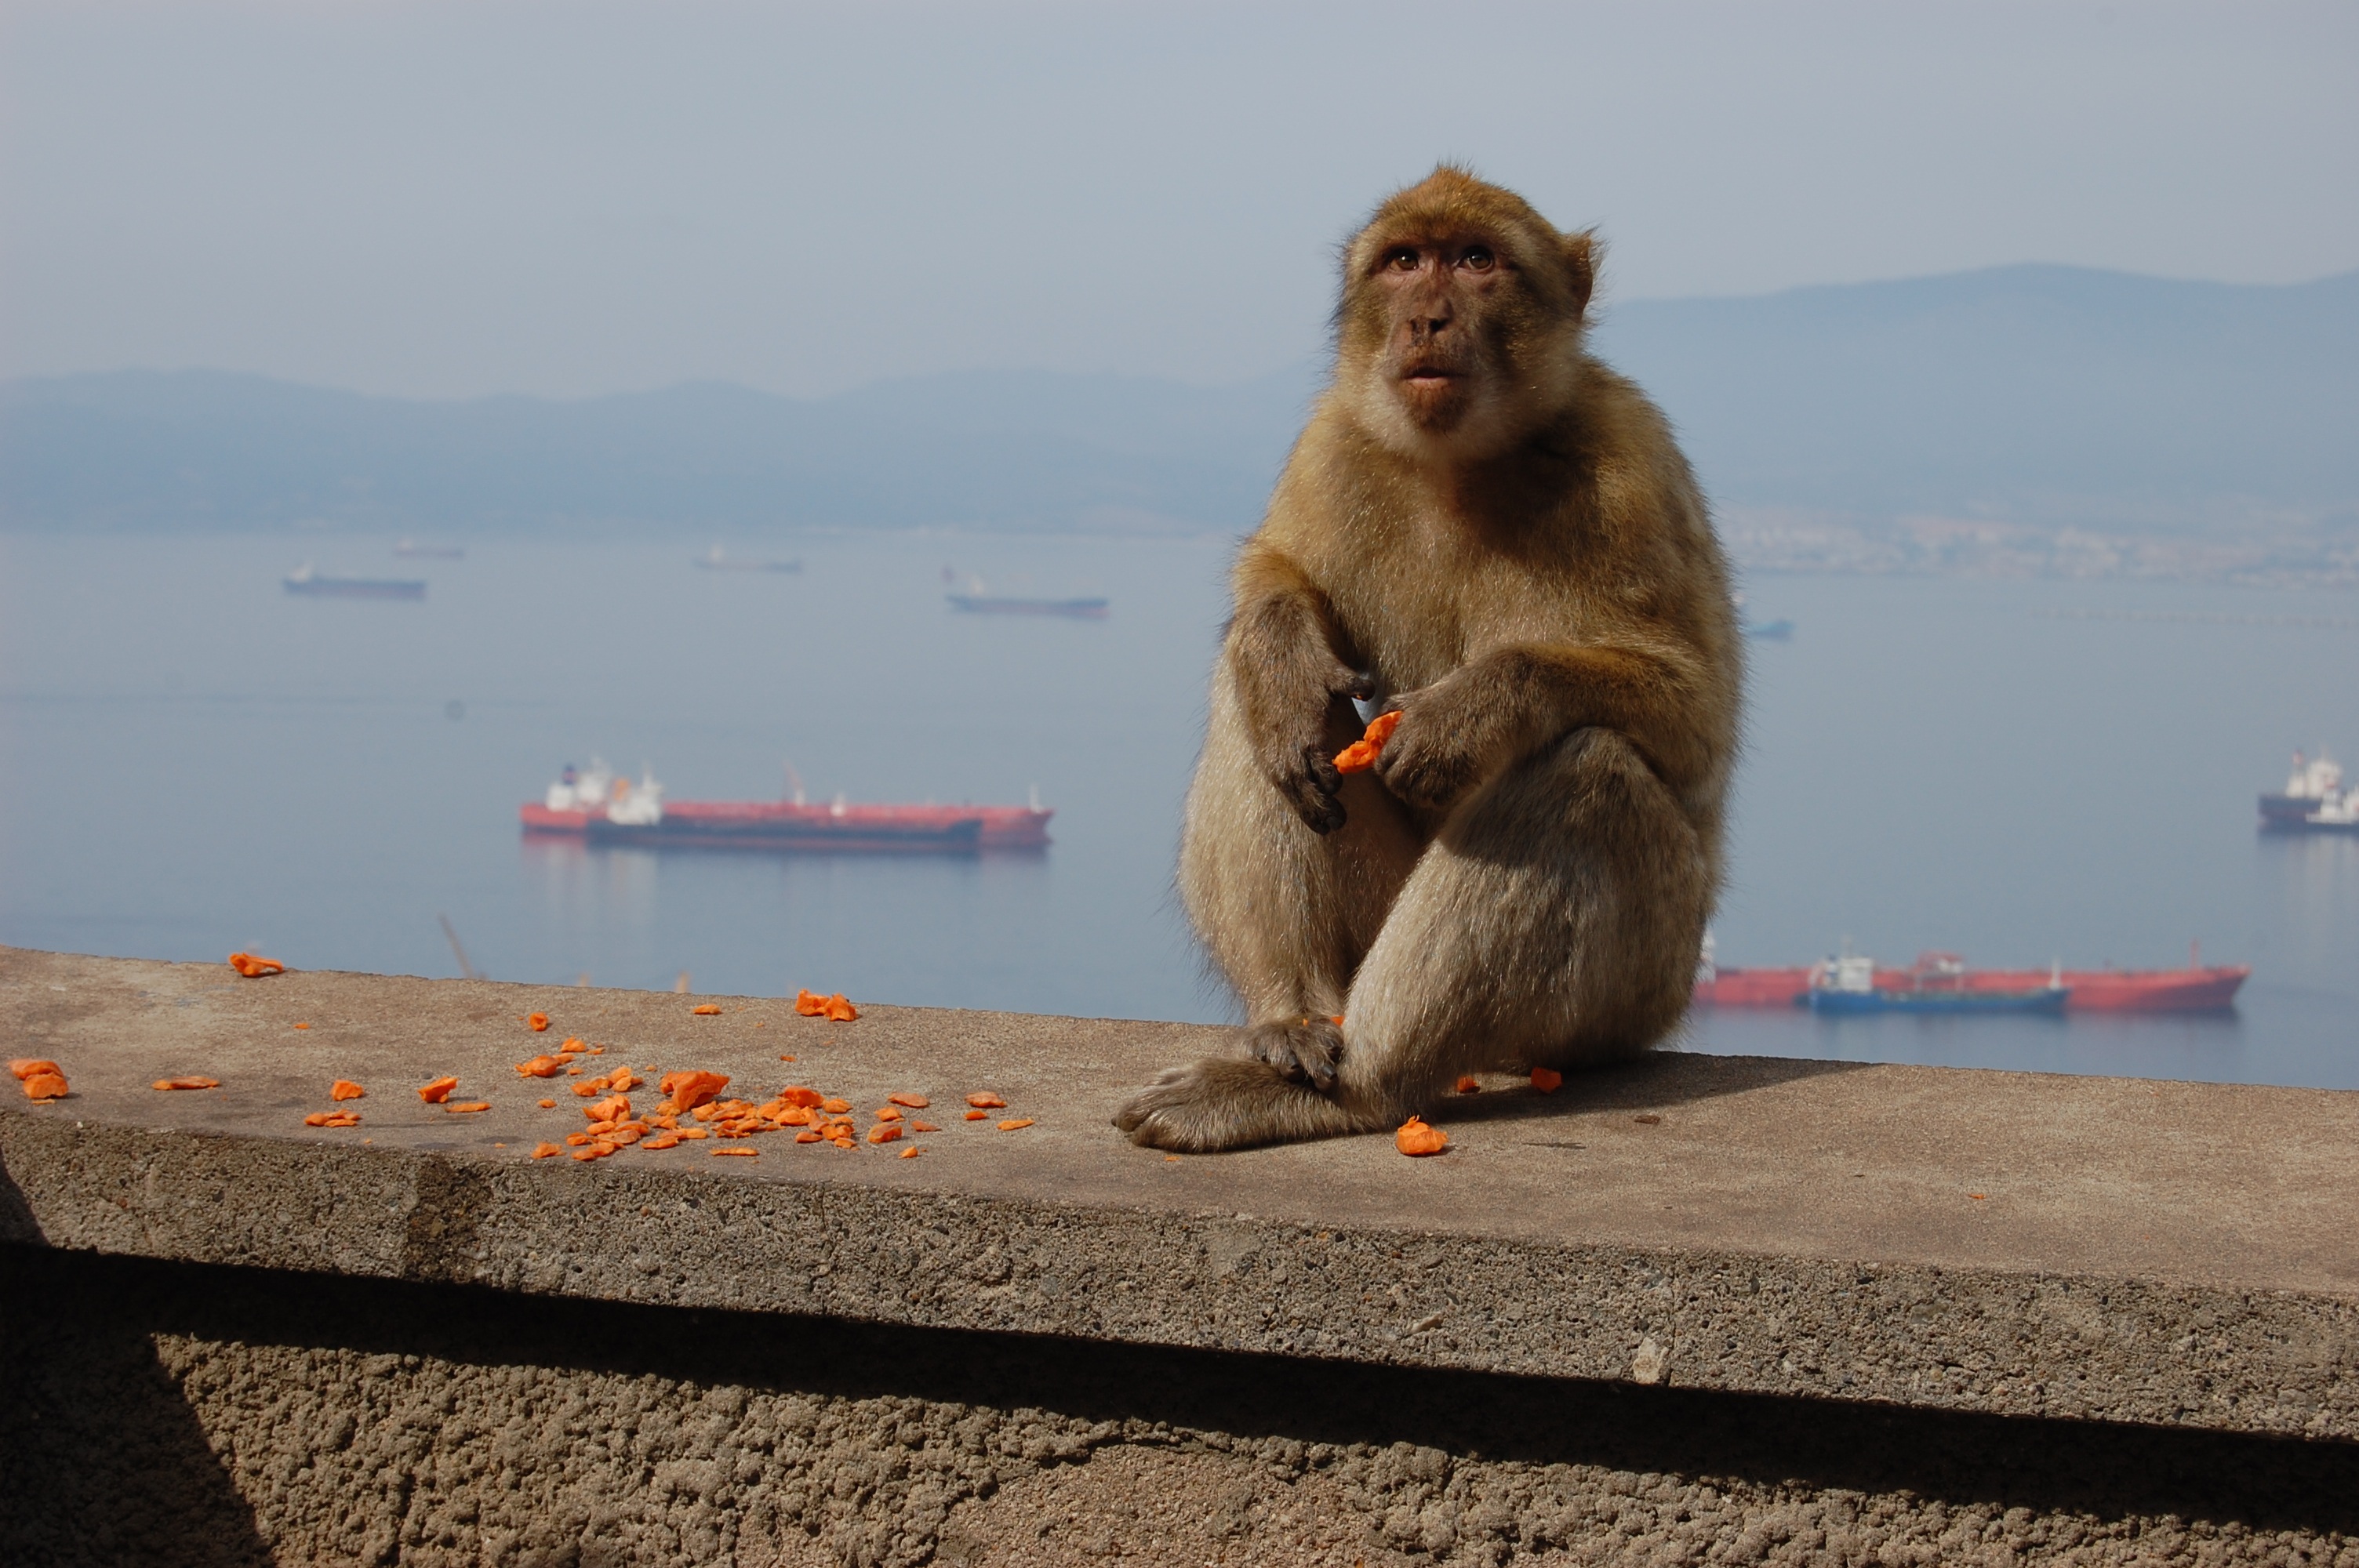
2, 531, 2353, 1088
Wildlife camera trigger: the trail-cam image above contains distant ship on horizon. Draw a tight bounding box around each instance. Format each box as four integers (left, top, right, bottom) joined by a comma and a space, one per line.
2259, 749, 2357, 832
283, 563, 426, 600
941, 568, 1107, 619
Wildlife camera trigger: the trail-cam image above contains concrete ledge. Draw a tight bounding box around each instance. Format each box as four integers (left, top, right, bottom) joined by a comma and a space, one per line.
4, 946, 2356, 1442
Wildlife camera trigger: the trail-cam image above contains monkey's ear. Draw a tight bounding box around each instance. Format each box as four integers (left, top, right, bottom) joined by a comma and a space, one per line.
1561, 229, 1599, 320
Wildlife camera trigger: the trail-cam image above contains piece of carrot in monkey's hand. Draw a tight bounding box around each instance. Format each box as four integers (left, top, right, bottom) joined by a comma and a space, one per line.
1332, 710, 1402, 774
1395, 1116, 1449, 1156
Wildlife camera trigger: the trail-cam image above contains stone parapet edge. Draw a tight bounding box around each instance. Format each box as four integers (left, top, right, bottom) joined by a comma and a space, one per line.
3, 1112, 2351, 1442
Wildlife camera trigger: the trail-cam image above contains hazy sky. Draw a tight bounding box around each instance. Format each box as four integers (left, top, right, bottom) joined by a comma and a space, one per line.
2, 1, 2354, 400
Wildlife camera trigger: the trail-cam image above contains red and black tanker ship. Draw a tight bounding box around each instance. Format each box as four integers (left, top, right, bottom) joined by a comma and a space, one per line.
520, 760, 1050, 853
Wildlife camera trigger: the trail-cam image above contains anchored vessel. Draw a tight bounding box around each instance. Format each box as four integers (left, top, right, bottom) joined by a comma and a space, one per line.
1695, 937, 2246, 1013
519, 760, 1051, 852
696, 546, 802, 574
283, 563, 426, 600
2259, 750, 2358, 832
1805, 950, 2067, 1014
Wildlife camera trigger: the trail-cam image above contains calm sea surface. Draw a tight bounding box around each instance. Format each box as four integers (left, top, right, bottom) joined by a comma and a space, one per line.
3, 532, 2353, 1089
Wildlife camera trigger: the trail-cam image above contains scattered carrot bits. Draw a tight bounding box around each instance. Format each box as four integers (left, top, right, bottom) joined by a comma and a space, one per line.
304, 1110, 362, 1128
533, 1142, 563, 1159
526, 1012, 551, 1032
778, 1087, 824, 1109
1332, 709, 1403, 774
823, 994, 858, 1022
712, 1147, 758, 1157
1395, 1116, 1448, 1156
964, 1109, 988, 1120
1530, 1067, 1563, 1094
330, 1080, 365, 1101
899, 1145, 922, 1159
9, 1059, 61, 1081
874, 1106, 903, 1122
587, 1093, 633, 1123
795, 1129, 824, 1143
1455, 1076, 1481, 1094
997, 1119, 1034, 1131
965, 1091, 1007, 1109
911, 1120, 940, 1133
228, 952, 285, 978
691, 1003, 722, 1015
887, 1091, 929, 1109
515, 1055, 567, 1078
537, 1098, 557, 1109
417, 1076, 460, 1104
571, 1146, 607, 1161
821, 1097, 851, 1114
660, 1070, 730, 1112
559, 1037, 587, 1054
24, 1072, 70, 1102
445, 1101, 492, 1114
152, 1076, 220, 1092
642, 1134, 682, 1150
867, 1123, 903, 1145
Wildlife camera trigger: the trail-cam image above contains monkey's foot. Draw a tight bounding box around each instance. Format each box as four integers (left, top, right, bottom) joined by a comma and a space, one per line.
1244, 1015, 1344, 1091
1113, 1058, 1367, 1152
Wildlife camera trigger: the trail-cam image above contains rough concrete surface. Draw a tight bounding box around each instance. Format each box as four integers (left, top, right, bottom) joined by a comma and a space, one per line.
5, 1250, 2355, 1568
5, 948, 2357, 1441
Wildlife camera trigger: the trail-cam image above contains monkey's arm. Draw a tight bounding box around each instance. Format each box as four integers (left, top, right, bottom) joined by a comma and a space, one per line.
1224, 542, 1374, 833
1374, 641, 1725, 811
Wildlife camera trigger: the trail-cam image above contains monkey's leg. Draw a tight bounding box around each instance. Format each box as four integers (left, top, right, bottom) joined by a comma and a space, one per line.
1336, 725, 1711, 1125
1114, 684, 1419, 1150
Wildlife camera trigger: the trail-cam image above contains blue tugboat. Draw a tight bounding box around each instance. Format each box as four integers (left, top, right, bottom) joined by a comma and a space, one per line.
1807, 950, 2067, 1015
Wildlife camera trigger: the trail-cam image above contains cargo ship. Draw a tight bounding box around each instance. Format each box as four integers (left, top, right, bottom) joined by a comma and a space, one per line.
284, 563, 426, 600
696, 546, 802, 574
1805, 951, 2066, 1015
942, 569, 1107, 619
1694, 938, 2246, 1013
519, 760, 1051, 852
2259, 750, 2357, 832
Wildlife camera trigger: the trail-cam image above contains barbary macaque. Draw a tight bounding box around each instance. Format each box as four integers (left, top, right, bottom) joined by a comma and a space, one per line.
1116, 167, 1743, 1151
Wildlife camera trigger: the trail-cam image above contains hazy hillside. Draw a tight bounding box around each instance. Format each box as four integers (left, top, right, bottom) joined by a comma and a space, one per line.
2, 265, 2352, 544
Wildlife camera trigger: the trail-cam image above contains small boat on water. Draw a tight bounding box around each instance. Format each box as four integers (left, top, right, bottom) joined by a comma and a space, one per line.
519, 760, 1050, 853
696, 546, 802, 574
1693, 935, 2246, 1012
2259, 750, 2359, 832
284, 563, 426, 600
942, 569, 1106, 619
393, 539, 464, 559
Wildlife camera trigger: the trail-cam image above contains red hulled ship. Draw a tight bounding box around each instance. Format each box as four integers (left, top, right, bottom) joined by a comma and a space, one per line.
520, 760, 1051, 853
1695, 942, 2246, 1014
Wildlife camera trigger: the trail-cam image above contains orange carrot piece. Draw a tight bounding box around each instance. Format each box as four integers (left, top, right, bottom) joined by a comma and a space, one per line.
997, 1119, 1034, 1131
822, 994, 858, 1022
533, 1142, 563, 1158
911, 1120, 940, 1133
151, 1076, 220, 1091
227, 952, 285, 978
537, 1097, 557, 1109
659, 1070, 729, 1111
9, 1058, 61, 1080
642, 1134, 682, 1150
587, 1093, 632, 1123
293, 1022, 311, 1030
794, 989, 826, 1016
416, 1075, 460, 1103
570, 1147, 604, 1161
820, 1097, 851, 1114
830, 1136, 856, 1148
526, 1012, 551, 1031
712, 1147, 758, 1157
24, 1072, 70, 1101
559, 1037, 587, 1053
778, 1086, 823, 1108
867, 1122, 903, 1144
965, 1091, 1008, 1109
1455, 1076, 1481, 1094
691, 1003, 722, 1015
899, 1145, 922, 1159
886, 1091, 929, 1109
1530, 1067, 1563, 1094
794, 1129, 824, 1143
304, 1111, 361, 1127
445, 1101, 492, 1114
515, 1055, 567, 1078
1331, 709, 1403, 775
964, 1109, 988, 1120
874, 1106, 903, 1122
1395, 1116, 1448, 1156
331, 1080, 366, 1101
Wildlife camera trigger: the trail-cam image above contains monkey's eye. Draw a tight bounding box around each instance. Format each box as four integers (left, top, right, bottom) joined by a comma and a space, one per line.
1385, 247, 1419, 271
1459, 245, 1496, 272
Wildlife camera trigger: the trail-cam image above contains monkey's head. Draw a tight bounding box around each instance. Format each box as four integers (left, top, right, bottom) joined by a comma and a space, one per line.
1333, 166, 1597, 463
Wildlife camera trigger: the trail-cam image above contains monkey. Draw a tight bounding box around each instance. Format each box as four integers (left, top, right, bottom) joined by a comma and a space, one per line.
1114, 166, 1743, 1152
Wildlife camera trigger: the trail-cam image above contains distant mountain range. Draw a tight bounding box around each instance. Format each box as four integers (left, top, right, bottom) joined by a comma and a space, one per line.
2, 264, 2353, 543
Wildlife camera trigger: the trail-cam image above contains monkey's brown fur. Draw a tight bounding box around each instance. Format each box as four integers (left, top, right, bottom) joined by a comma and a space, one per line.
1115, 167, 1743, 1152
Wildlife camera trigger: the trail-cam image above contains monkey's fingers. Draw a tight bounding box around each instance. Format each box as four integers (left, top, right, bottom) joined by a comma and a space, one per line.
1286, 745, 1348, 834
1243, 1017, 1343, 1092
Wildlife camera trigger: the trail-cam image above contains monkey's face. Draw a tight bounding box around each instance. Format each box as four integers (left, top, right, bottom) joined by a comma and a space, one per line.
1335, 176, 1591, 465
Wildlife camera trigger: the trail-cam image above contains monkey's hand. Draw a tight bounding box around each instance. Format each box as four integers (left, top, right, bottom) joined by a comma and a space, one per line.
1238, 657, 1375, 835
1371, 674, 1505, 812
